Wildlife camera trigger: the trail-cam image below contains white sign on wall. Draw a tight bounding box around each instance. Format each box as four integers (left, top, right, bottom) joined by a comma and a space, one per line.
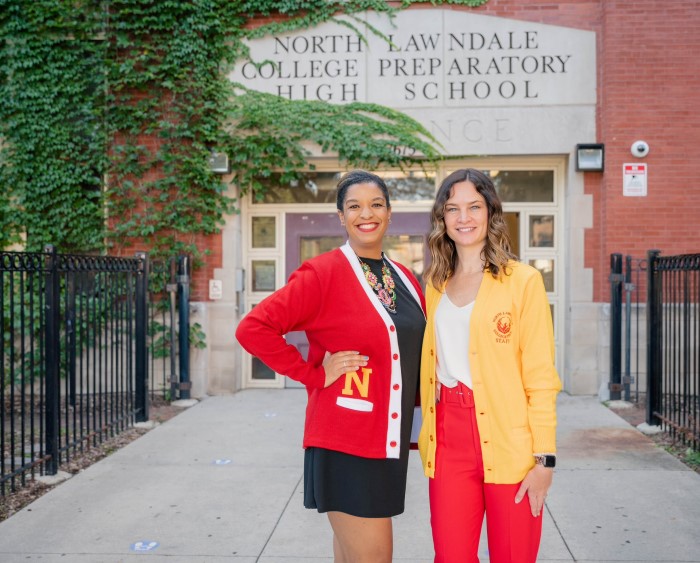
230, 10, 597, 155
623, 163, 648, 197
209, 279, 223, 300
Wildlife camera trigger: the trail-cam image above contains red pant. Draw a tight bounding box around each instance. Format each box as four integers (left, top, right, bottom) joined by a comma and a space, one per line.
429, 382, 542, 563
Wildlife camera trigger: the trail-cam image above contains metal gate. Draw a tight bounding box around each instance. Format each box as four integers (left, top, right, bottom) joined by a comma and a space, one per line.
2, 247, 191, 494
610, 251, 699, 451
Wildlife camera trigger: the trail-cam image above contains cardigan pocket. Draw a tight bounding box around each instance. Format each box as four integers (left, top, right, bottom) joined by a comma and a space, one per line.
336, 396, 374, 412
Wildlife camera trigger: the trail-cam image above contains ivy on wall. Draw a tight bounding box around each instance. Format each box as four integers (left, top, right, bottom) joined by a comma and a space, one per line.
0, 0, 488, 258
0, 1, 107, 252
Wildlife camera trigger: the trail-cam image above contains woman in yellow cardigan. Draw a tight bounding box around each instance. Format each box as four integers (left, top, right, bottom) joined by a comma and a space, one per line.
418, 169, 561, 563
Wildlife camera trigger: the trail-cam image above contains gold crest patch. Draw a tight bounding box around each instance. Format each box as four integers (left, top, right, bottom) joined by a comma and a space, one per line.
492, 312, 512, 343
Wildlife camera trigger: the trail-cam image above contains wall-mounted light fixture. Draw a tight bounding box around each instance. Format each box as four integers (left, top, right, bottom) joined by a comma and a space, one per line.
208, 150, 230, 174
575, 143, 605, 172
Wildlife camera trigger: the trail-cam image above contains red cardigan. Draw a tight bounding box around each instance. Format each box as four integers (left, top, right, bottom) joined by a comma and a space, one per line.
235, 243, 425, 459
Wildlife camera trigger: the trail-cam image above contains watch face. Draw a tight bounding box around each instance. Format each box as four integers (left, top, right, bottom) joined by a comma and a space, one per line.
543, 455, 556, 468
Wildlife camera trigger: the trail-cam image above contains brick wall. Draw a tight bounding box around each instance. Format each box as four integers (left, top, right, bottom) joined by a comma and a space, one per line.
439, 0, 699, 301
191, 232, 223, 301
591, 0, 700, 300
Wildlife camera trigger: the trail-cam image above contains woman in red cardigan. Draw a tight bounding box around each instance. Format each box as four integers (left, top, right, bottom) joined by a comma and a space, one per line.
236, 170, 426, 563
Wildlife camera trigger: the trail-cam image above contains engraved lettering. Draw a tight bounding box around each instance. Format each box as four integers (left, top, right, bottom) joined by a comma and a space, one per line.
274, 34, 363, 55
495, 118, 511, 142
389, 33, 441, 52
233, 18, 586, 107
463, 119, 483, 142
447, 31, 539, 51
431, 119, 453, 142
341, 83, 358, 102
277, 84, 293, 99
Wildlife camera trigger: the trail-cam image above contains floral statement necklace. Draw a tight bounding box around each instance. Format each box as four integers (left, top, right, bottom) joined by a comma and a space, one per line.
357, 254, 397, 314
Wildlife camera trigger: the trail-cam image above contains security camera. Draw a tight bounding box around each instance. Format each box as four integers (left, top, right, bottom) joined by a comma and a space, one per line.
631, 140, 649, 158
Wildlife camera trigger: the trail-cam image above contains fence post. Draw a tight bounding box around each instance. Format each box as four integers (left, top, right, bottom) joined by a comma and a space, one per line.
43, 245, 60, 475
623, 255, 634, 402
646, 249, 662, 426
609, 253, 623, 400
66, 273, 77, 407
178, 255, 191, 400
134, 252, 149, 422
167, 257, 178, 400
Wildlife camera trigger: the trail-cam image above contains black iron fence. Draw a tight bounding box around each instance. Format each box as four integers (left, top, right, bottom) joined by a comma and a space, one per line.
647, 251, 699, 450
148, 255, 192, 402
610, 251, 699, 451
609, 254, 649, 403
2, 247, 190, 495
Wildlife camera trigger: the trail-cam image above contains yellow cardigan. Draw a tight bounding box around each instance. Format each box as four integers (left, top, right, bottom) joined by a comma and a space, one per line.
418, 261, 561, 483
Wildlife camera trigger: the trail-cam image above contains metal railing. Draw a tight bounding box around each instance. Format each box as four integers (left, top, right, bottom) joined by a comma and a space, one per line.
610, 251, 699, 451
647, 251, 699, 450
609, 254, 648, 403
147, 255, 191, 402
1, 247, 191, 494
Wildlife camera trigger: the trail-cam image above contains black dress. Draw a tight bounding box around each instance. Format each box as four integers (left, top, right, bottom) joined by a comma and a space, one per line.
303, 256, 425, 517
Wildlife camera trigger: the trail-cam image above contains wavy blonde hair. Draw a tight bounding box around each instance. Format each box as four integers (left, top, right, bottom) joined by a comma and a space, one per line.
424, 168, 517, 289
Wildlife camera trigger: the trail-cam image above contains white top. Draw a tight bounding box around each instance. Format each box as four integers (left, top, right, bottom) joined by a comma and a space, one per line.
435, 294, 474, 389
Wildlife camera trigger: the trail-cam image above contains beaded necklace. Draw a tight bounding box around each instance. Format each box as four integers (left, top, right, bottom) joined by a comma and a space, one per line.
357, 254, 397, 314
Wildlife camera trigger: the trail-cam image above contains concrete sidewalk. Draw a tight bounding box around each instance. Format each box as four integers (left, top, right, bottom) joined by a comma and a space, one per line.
0, 390, 698, 562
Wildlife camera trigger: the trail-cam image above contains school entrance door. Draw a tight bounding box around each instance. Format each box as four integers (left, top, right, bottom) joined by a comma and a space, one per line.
240, 160, 564, 388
